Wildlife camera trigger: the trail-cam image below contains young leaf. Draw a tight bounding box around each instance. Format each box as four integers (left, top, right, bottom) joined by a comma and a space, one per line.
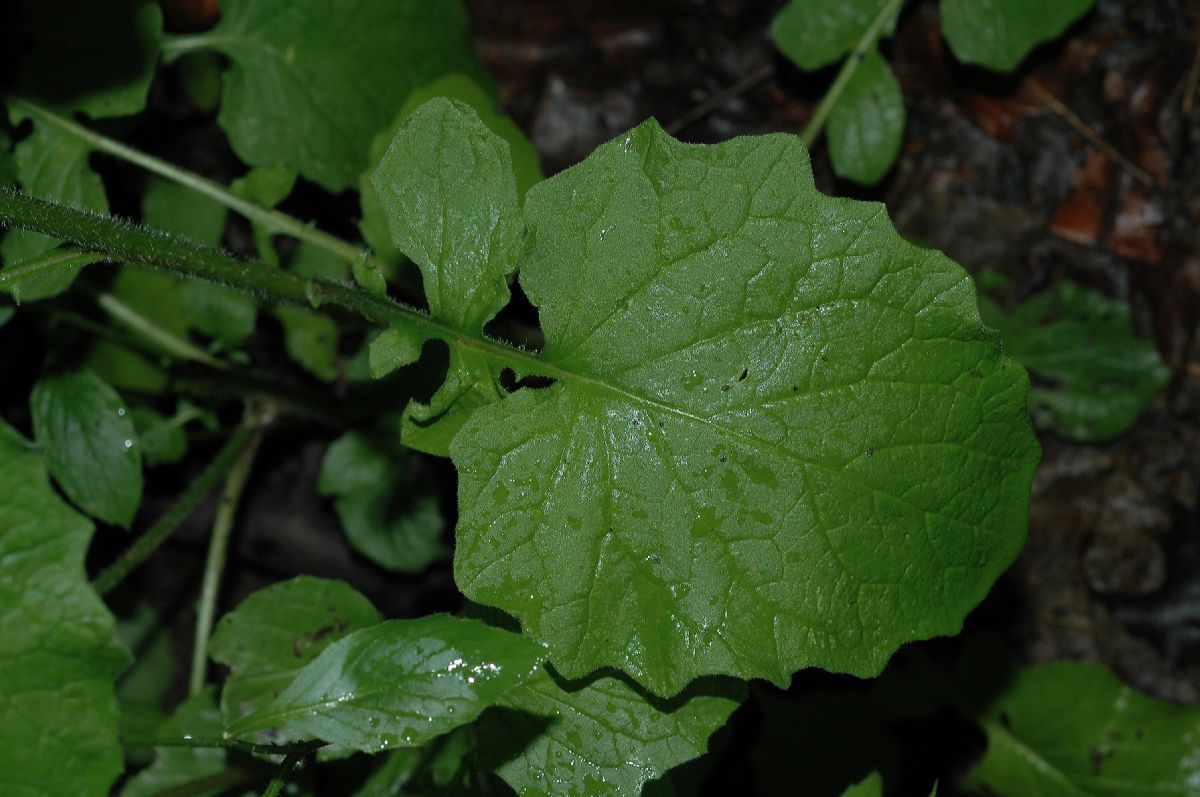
275, 305, 340, 382
31, 369, 143, 527
840, 772, 884, 797
117, 691, 226, 797
208, 576, 382, 731
130, 406, 188, 467
372, 98, 518, 455
940, 0, 1096, 72
141, 175, 227, 247
229, 615, 548, 753
319, 432, 447, 573
772, 0, 898, 71
16, 0, 163, 119
360, 73, 543, 265
0, 420, 129, 797
202, 0, 490, 191
978, 279, 1168, 441
449, 119, 1040, 696
0, 118, 108, 301
479, 668, 742, 797
827, 49, 905, 185
962, 661, 1200, 795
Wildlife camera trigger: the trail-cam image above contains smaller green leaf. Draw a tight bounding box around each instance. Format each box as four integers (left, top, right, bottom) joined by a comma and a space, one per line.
963, 661, 1200, 796
209, 576, 382, 732
16, 0, 163, 119
840, 772, 883, 797
118, 691, 226, 797
31, 369, 143, 527
107, 267, 191, 342
318, 432, 448, 572
371, 97, 520, 455
1, 118, 108, 301
85, 340, 169, 396
353, 252, 388, 296
978, 279, 1168, 440
130, 406, 188, 467
940, 0, 1095, 72
230, 615, 549, 753
0, 420, 129, 797
230, 163, 297, 267
368, 325, 424, 379
772, 0, 898, 71
186, 281, 258, 347
480, 669, 742, 797
827, 48, 905, 185
141, 176, 227, 247
275, 305, 339, 382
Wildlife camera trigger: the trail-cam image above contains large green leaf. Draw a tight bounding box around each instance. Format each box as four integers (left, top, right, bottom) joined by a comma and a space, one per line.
202, 0, 489, 191
30, 369, 143, 527
229, 615, 549, 752
0, 118, 108, 301
0, 421, 128, 797
771, 0, 897, 71
479, 668, 741, 797
963, 661, 1200, 796
977, 279, 1168, 441
371, 98, 517, 455
16, 0, 162, 119
208, 576, 382, 732
827, 48, 905, 185
432, 117, 1039, 696
939, 0, 1096, 72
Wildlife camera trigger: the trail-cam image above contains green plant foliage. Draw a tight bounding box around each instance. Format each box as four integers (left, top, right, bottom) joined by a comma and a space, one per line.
202, 0, 490, 191
16, 0, 162, 119
827, 48, 905, 185
978, 279, 1168, 441
117, 691, 225, 797
0, 119, 107, 301
479, 668, 742, 797
360, 73, 543, 266
962, 661, 1200, 795
30, 369, 143, 527
0, 420, 128, 797
372, 99, 516, 456
940, 0, 1096, 72
275, 305, 340, 382
402, 112, 1042, 696
840, 773, 884, 797
208, 576, 383, 732
319, 432, 447, 573
130, 406, 189, 466
229, 615, 549, 752
141, 176, 227, 246
771, 0, 896, 70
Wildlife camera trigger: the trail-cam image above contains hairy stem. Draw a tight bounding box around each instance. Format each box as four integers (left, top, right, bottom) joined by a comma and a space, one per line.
189, 421, 265, 695
0, 188, 547, 377
93, 425, 257, 596
8, 99, 377, 269
800, 0, 905, 147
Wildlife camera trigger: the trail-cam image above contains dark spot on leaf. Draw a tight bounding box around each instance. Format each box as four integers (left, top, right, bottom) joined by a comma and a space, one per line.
721, 384, 731, 392
1090, 745, 1112, 774
865, 448, 874, 458
719, 454, 727, 463
791, 385, 799, 392
999, 712, 1012, 729
737, 368, 748, 382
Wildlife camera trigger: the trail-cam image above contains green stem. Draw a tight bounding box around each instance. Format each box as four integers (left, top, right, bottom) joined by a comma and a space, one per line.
159, 33, 218, 59
0, 188, 544, 376
121, 734, 323, 757
7, 98, 373, 269
800, 0, 905, 147
93, 426, 256, 596
262, 753, 303, 797
188, 421, 265, 695
93, 289, 229, 370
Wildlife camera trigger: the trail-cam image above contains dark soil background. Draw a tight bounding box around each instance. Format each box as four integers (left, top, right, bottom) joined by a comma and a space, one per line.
10, 0, 1195, 794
